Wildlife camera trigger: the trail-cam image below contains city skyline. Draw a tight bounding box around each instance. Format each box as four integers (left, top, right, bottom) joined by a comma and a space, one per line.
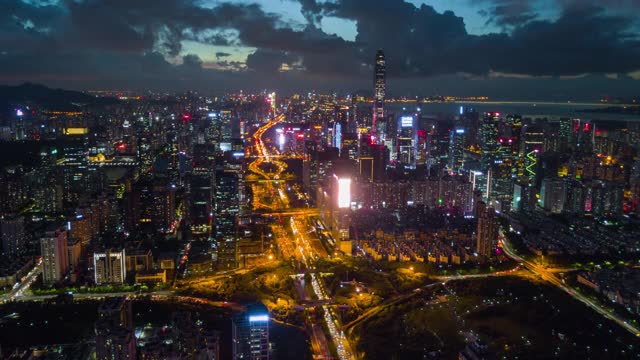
2, 1, 640, 359
1, 0, 639, 98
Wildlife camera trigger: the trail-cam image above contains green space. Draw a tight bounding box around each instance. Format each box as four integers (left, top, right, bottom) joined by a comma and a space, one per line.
352, 276, 640, 359
175, 262, 302, 324
31, 283, 168, 296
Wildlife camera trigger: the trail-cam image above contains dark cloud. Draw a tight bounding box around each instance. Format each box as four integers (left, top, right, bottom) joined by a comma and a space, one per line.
245, 49, 297, 73
475, 0, 538, 28
298, 0, 323, 27
0, 0, 638, 97
305, 0, 640, 77
215, 60, 245, 71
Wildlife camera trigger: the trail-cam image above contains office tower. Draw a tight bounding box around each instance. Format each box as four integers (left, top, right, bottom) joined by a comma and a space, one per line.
563, 178, 586, 216
372, 49, 386, 141
587, 180, 624, 218
215, 168, 240, 268
476, 202, 498, 257
520, 124, 544, 179
448, 127, 465, 174
397, 115, 418, 169
190, 144, 216, 236
333, 121, 342, 153
95, 297, 136, 360
1, 215, 25, 256
480, 113, 499, 169
540, 177, 565, 214
94, 249, 127, 285
60, 128, 89, 203
577, 121, 595, 154
358, 143, 387, 182
232, 304, 270, 360
41, 229, 69, 285
306, 148, 340, 198
127, 176, 175, 233
341, 132, 359, 160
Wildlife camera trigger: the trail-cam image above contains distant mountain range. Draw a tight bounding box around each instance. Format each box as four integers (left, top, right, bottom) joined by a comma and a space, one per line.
0, 83, 117, 111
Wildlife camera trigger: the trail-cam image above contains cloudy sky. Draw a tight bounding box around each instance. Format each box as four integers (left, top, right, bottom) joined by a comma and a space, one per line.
1, 0, 639, 99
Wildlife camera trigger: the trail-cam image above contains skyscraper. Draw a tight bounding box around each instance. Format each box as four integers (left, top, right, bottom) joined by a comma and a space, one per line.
448, 127, 465, 174
373, 49, 386, 141
41, 228, 69, 285
232, 303, 270, 360
1, 215, 26, 256
476, 202, 498, 257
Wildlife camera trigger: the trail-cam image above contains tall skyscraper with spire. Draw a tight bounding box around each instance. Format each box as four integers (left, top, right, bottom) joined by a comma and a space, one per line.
373, 49, 386, 142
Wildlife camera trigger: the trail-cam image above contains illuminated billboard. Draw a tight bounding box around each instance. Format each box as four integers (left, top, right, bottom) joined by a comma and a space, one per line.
249, 315, 269, 322
400, 116, 413, 127
337, 178, 351, 208
63, 127, 89, 135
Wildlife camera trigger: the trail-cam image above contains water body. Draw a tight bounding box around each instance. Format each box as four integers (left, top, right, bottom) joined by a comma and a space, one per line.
382, 102, 640, 122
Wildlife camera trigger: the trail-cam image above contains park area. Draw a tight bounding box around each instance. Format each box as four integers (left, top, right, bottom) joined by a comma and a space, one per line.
351, 276, 640, 359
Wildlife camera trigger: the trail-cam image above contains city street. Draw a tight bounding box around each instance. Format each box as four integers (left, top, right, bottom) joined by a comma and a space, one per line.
249, 112, 356, 359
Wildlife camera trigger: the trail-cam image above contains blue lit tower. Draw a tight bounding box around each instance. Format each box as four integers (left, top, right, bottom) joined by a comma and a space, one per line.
373, 49, 386, 142
448, 127, 465, 174
233, 303, 270, 359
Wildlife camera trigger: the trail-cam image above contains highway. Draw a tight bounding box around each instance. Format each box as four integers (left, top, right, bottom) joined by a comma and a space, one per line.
499, 230, 640, 337
342, 266, 523, 332
249, 112, 355, 359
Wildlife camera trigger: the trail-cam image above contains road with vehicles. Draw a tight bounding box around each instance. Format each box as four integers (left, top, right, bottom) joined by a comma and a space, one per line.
1, 262, 42, 303
248, 112, 355, 359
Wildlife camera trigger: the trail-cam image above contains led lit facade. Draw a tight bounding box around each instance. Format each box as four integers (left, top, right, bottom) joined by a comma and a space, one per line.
372, 49, 386, 141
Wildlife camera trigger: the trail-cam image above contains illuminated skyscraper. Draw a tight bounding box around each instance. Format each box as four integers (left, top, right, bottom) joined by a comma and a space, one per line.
233, 303, 270, 360
480, 113, 499, 169
41, 228, 69, 285
448, 127, 465, 174
373, 49, 386, 141
476, 202, 498, 257
397, 115, 418, 169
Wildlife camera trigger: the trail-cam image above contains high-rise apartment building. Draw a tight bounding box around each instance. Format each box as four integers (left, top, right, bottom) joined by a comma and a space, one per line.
1, 215, 26, 256
94, 249, 126, 285
41, 228, 69, 284
476, 202, 498, 257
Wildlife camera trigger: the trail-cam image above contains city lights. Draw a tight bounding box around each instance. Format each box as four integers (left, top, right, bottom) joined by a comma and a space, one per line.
337, 178, 351, 208
1, 3, 639, 358
248, 315, 269, 322
400, 116, 413, 127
